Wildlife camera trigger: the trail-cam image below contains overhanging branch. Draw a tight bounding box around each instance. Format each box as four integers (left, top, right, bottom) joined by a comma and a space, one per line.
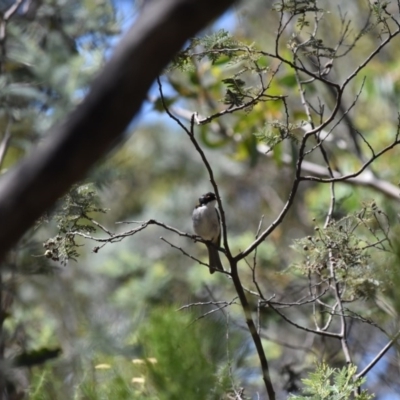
0, 0, 235, 262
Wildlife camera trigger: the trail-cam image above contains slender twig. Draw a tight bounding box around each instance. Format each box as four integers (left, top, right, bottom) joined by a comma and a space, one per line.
356, 330, 400, 378
177, 299, 236, 311
183, 297, 238, 326
301, 130, 400, 183
320, 305, 336, 332
83, 214, 114, 236
267, 285, 330, 308
310, 273, 321, 331
268, 302, 341, 339
160, 237, 213, 270
196, 92, 281, 126
327, 249, 352, 364
251, 216, 265, 300
260, 330, 319, 356
341, 26, 400, 90
73, 219, 194, 243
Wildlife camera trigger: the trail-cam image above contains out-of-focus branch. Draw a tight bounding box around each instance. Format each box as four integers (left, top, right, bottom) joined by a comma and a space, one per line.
0, 0, 235, 263
0, 119, 11, 169
281, 153, 399, 200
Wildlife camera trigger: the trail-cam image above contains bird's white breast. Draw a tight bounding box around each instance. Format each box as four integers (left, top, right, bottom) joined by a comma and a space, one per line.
192, 203, 220, 241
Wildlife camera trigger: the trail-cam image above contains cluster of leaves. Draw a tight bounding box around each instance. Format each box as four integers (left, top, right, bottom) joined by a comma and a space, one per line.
170, 29, 269, 110
172, 29, 243, 69
222, 77, 248, 107
274, 0, 321, 15
254, 121, 303, 153
371, 1, 392, 35
42, 184, 106, 264
292, 203, 390, 300
289, 363, 373, 400
296, 37, 336, 58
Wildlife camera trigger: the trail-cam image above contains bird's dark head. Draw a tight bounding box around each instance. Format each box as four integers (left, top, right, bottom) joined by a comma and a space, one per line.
199, 192, 217, 205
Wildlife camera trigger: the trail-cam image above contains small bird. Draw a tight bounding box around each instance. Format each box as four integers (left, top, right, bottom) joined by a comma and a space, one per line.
192, 192, 224, 274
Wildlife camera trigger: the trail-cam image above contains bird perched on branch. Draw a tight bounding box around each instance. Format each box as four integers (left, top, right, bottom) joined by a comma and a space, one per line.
192, 192, 223, 274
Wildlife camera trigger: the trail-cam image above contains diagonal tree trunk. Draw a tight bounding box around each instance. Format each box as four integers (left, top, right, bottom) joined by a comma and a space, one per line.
0, 0, 236, 263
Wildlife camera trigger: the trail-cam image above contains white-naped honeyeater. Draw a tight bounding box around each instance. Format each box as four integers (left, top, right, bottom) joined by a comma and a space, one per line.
192, 192, 223, 274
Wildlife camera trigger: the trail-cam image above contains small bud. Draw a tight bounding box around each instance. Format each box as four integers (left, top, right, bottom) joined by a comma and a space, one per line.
314, 227, 319, 231
303, 245, 309, 251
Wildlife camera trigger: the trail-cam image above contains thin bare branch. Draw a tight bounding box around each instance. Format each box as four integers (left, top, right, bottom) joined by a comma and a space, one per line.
301, 131, 400, 183
268, 302, 342, 339
356, 330, 400, 378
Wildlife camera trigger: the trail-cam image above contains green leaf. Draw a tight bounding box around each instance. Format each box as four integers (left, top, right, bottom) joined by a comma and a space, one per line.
272, 141, 283, 167
152, 96, 177, 112
279, 74, 297, 88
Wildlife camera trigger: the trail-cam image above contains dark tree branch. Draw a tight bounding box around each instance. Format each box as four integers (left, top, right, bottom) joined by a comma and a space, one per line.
0, 0, 235, 263
230, 260, 276, 399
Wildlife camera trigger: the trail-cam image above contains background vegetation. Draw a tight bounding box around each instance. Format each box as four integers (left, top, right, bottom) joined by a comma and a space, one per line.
1, 0, 400, 399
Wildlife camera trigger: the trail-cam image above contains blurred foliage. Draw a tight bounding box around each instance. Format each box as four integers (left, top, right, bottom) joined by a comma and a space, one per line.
0, 0, 118, 170
288, 363, 373, 400
2, 0, 400, 399
40, 184, 108, 264
137, 308, 234, 399
28, 307, 246, 399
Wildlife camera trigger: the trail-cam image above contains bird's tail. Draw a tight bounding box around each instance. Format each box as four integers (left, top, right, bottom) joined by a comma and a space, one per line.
207, 244, 223, 274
